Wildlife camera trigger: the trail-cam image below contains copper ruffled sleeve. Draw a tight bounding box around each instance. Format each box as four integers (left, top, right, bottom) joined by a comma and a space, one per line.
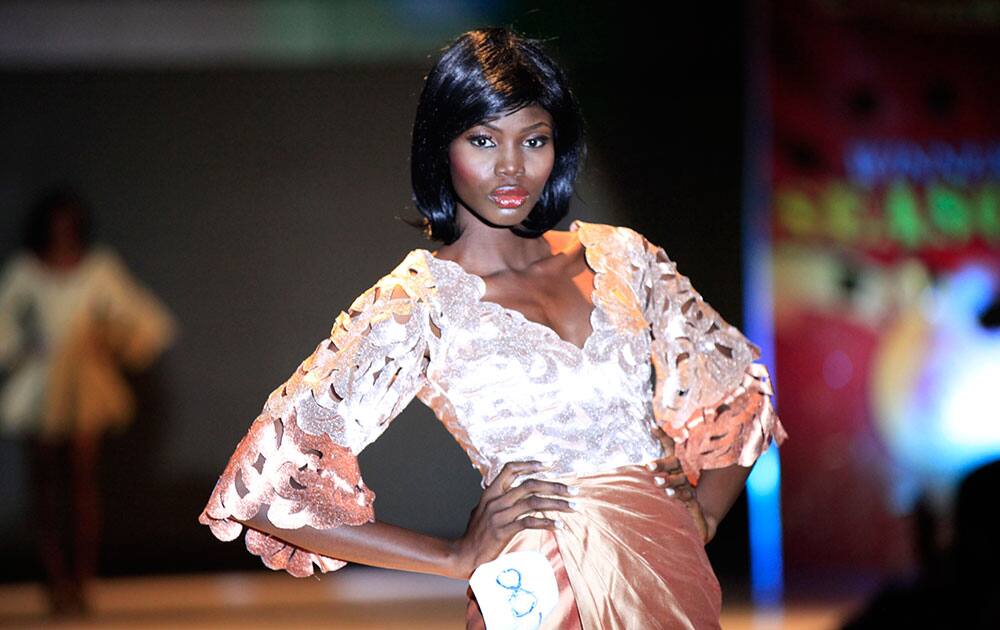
641, 239, 788, 485
198, 263, 434, 577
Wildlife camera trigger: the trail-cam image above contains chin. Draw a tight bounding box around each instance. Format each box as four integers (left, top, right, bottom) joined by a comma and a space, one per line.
477, 209, 533, 229
457, 196, 537, 230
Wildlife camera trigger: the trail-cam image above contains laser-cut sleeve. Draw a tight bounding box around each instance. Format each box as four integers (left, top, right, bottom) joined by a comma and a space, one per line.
197, 257, 436, 577
640, 238, 787, 485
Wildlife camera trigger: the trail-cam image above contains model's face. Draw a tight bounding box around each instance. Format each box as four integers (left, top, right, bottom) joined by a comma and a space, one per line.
49, 207, 83, 253
448, 104, 555, 228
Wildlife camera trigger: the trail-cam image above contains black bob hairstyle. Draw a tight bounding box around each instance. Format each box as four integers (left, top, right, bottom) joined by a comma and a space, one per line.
409, 27, 587, 244
23, 185, 94, 256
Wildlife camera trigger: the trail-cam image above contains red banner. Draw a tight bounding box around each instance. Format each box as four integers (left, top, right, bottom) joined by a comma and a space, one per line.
769, 2, 1000, 574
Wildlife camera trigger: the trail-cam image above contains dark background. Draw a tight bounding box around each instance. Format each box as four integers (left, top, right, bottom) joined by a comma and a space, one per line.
0, 2, 751, 585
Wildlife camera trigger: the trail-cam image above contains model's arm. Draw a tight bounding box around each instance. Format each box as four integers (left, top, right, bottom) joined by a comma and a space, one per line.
199, 267, 579, 579
648, 426, 749, 545
650, 460, 750, 545
234, 460, 575, 580
235, 510, 461, 577
642, 236, 787, 544
690, 464, 752, 543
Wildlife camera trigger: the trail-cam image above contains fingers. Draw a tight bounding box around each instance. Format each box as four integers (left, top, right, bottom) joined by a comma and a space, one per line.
648, 465, 709, 542
511, 477, 576, 499
487, 460, 546, 498
479, 462, 578, 540
645, 456, 684, 476
488, 477, 576, 518
500, 515, 562, 538
489, 461, 573, 500
652, 476, 694, 501
490, 468, 577, 535
499, 491, 576, 524
460, 461, 581, 574
645, 456, 698, 504
648, 461, 685, 495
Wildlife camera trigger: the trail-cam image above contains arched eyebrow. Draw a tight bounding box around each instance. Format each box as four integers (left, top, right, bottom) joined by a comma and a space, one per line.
480, 121, 553, 132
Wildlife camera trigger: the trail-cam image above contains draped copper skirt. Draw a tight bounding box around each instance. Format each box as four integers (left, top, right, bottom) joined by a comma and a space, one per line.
465, 464, 722, 630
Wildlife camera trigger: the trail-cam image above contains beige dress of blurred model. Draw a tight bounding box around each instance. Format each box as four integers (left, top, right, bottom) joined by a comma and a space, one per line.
0, 246, 176, 441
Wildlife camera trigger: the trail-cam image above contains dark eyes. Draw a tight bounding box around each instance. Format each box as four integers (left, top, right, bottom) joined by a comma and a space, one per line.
467, 134, 550, 149
468, 134, 493, 148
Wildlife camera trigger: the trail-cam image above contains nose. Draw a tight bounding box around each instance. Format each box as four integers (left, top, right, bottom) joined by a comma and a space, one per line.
494, 145, 525, 177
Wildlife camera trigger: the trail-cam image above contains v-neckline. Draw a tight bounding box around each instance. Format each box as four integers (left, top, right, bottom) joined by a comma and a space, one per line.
418, 220, 602, 355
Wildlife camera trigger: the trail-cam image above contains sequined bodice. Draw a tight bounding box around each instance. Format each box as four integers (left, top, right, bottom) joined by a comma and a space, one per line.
412, 230, 664, 487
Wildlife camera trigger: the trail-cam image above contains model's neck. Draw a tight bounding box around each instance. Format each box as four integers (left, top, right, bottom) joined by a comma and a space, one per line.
444, 207, 556, 276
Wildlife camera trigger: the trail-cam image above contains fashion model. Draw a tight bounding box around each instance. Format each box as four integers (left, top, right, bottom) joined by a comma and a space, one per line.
0, 188, 176, 615
199, 27, 787, 629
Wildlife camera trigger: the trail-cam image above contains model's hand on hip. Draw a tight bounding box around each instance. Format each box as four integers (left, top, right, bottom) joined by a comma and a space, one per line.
449, 460, 576, 580
648, 424, 718, 545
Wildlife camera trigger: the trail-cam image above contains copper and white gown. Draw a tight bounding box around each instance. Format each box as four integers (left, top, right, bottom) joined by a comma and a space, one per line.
198, 220, 788, 629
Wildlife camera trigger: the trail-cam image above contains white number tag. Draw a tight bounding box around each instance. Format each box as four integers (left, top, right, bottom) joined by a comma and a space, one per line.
469, 551, 560, 630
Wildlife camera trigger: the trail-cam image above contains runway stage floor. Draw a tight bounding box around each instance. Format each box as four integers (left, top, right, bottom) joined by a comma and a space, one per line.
0, 568, 863, 629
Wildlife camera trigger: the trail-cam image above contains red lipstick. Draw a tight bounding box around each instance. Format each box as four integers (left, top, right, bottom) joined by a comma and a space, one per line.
489, 186, 530, 209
